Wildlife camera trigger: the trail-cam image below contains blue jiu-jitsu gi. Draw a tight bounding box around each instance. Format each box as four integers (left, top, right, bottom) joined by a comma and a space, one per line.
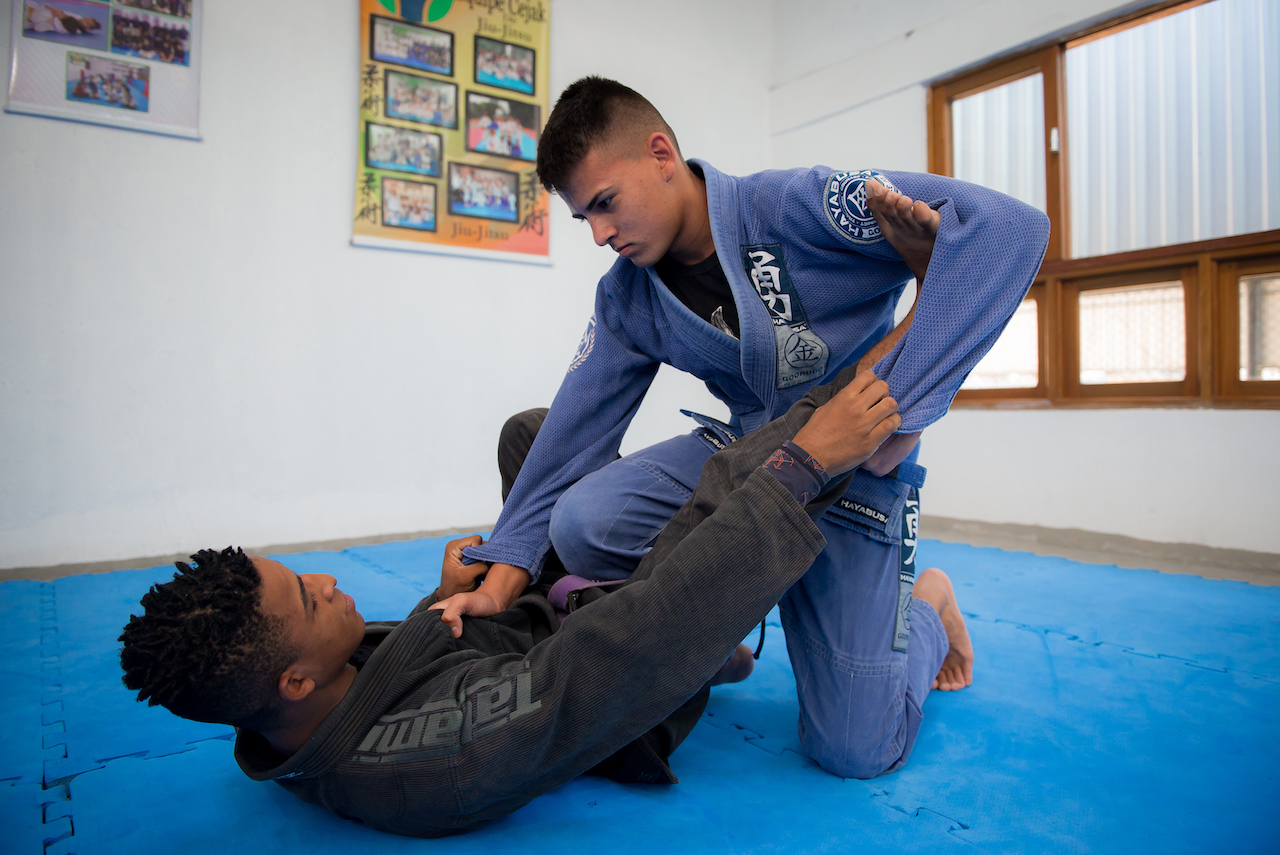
466, 160, 1050, 777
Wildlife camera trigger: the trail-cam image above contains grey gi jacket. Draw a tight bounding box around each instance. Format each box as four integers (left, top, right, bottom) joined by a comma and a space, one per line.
233, 370, 859, 837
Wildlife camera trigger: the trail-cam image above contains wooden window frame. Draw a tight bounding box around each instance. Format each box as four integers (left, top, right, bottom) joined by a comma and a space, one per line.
929, 0, 1280, 409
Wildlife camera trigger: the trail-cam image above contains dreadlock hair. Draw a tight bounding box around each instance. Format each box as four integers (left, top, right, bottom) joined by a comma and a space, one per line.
119, 546, 298, 731
535, 75, 680, 193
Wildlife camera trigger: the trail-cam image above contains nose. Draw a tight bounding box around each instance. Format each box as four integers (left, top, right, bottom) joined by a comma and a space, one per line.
589, 217, 616, 248
305, 574, 338, 600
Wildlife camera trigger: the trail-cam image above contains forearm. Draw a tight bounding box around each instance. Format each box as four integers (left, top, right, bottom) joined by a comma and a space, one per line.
479, 562, 531, 609
857, 298, 917, 374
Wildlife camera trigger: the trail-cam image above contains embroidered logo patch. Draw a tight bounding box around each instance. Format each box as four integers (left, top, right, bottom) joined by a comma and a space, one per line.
567, 316, 595, 372
824, 169, 898, 245
742, 243, 830, 389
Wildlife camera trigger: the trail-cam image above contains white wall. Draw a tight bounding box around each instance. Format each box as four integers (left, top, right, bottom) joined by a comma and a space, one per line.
0, 0, 766, 569
769, 0, 1280, 553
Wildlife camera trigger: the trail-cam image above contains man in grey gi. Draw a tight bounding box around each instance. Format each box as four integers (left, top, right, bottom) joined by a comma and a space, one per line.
119, 367, 970, 837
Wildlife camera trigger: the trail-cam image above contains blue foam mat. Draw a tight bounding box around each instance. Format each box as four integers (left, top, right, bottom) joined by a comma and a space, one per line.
2, 537, 1276, 853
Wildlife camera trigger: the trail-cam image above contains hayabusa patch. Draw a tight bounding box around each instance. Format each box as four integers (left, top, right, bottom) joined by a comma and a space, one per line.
567, 316, 595, 372
824, 170, 898, 245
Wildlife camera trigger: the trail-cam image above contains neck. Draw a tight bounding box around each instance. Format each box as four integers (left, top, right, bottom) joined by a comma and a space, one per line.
665, 166, 715, 266
259, 663, 358, 757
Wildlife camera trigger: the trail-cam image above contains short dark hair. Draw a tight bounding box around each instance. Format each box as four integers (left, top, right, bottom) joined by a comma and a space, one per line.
119, 547, 298, 731
536, 75, 679, 192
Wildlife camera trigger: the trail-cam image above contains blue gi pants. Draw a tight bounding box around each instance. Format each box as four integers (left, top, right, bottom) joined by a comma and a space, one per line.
548, 427, 948, 779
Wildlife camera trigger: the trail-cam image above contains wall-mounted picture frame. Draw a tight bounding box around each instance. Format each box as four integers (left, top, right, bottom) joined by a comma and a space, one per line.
8, 0, 203, 138
371, 15, 452, 76
464, 92, 539, 163
114, 0, 192, 19
381, 176, 437, 232
366, 121, 441, 177
66, 51, 150, 112
448, 162, 518, 223
111, 8, 191, 67
384, 70, 457, 130
20, 0, 109, 52
474, 35, 534, 96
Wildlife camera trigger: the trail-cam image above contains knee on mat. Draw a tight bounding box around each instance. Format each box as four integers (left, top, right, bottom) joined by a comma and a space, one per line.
801, 727, 902, 780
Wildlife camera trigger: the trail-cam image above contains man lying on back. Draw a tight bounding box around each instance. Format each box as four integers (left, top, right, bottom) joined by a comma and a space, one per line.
118, 367, 971, 837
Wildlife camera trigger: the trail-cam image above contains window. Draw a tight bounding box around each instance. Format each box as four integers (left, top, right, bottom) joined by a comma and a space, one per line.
930, 0, 1280, 408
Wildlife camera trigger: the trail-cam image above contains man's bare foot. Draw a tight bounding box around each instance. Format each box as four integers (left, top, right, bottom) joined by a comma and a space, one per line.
913, 567, 974, 692
711, 643, 755, 686
865, 178, 940, 282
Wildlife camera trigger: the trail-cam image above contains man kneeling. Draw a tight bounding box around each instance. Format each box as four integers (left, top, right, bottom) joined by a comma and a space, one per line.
118, 369, 971, 837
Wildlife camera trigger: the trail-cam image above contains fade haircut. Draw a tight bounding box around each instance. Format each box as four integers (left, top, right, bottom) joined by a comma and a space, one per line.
536, 75, 680, 193
119, 547, 298, 731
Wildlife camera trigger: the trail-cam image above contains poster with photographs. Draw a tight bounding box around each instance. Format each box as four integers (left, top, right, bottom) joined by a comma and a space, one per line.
6, 0, 202, 138
352, 0, 550, 264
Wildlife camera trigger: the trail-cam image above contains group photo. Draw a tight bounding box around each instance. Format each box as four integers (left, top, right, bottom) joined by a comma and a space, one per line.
366, 122, 441, 177
381, 177, 436, 232
448, 162, 518, 222
65, 52, 149, 112
114, 0, 191, 18
384, 70, 456, 129
474, 36, 534, 95
111, 7, 190, 66
372, 15, 452, 76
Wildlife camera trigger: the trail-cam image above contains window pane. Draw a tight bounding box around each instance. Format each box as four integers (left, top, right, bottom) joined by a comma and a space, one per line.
1079, 282, 1185, 384
963, 299, 1039, 389
951, 73, 1047, 213
1067, 0, 1280, 258
1240, 272, 1280, 380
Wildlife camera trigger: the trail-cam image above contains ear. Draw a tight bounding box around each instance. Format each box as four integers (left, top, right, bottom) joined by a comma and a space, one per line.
277, 666, 315, 704
646, 132, 679, 180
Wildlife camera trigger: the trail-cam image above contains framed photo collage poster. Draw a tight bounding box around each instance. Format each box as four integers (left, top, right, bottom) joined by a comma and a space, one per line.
6, 0, 201, 139
352, 0, 551, 263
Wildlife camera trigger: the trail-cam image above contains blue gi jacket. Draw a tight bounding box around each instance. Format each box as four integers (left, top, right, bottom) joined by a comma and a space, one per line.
467, 161, 1050, 579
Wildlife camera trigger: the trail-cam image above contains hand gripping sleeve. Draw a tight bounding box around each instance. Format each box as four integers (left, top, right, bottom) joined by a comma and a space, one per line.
463, 285, 660, 580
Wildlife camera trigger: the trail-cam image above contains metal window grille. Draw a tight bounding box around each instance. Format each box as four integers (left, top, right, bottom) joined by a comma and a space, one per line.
1239, 272, 1280, 380
1079, 282, 1186, 384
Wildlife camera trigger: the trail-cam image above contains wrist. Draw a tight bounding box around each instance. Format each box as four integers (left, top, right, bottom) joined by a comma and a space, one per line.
481, 562, 532, 611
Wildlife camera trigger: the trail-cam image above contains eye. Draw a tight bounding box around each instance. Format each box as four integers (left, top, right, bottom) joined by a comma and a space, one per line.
310, 592, 318, 610
597, 196, 613, 211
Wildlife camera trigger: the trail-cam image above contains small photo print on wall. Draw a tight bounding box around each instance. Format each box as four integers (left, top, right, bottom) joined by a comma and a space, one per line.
366, 122, 441, 177
114, 0, 192, 20
382, 177, 437, 232
449, 162, 519, 223
66, 51, 150, 112
22, 0, 109, 52
371, 15, 453, 76
465, 93, 539, 163
385, 70, 457, 129
474, 36, 534, 96
111, 8, 190, 66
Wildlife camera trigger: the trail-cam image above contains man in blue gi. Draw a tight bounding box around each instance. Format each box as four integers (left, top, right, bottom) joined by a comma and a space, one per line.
441, 76, 1049, 779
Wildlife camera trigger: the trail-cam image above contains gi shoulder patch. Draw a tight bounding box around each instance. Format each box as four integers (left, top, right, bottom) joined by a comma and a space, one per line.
824, 169, 898, 245
567, 316, 595, 373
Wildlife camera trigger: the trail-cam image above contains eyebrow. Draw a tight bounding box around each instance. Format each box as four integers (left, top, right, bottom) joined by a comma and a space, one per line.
295, 574, 311, 618
584, 188, 612, 213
